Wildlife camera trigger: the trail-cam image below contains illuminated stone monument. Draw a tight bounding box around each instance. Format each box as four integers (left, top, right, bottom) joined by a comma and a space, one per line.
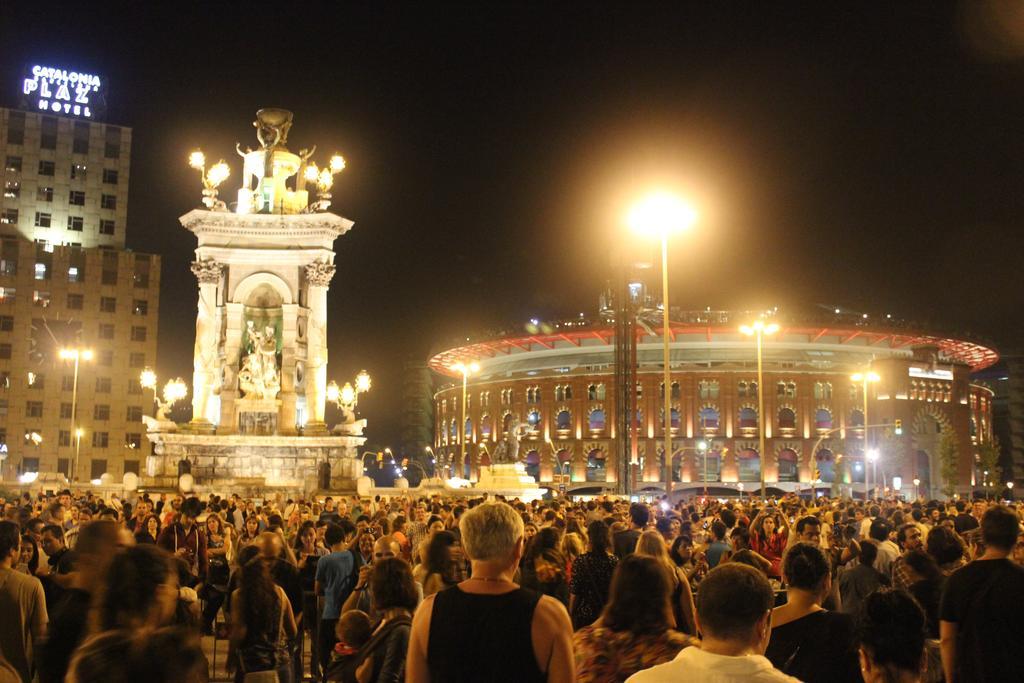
145, 109, 365, 493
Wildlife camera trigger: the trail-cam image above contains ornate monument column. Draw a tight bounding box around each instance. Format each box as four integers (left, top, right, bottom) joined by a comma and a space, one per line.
303, 260, 336, 434
190, 259, 223, 432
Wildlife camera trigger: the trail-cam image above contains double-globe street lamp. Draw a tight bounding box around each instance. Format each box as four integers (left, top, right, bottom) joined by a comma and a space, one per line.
451, 362, 480, 478
739, 321, 779, 501
628, 193, 698, 501
59, 347, 93, 482
852, 371, 880, 500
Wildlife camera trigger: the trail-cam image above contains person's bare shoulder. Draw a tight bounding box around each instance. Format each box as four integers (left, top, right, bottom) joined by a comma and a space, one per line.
534, 594, 571, 631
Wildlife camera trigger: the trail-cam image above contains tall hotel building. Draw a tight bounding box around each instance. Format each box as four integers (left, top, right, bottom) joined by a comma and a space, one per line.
0, 66, 160, 483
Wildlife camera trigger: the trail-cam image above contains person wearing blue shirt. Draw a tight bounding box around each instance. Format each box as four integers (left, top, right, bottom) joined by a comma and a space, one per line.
315, 520, 356, 676
706, 520, 731, 569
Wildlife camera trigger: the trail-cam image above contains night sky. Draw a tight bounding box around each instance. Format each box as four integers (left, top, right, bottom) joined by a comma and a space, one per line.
3, 3, 1023, 447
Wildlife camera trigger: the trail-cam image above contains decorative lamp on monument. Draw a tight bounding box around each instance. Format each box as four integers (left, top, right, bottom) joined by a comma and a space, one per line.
188, 150, 231, 211
326, 370, 372, 423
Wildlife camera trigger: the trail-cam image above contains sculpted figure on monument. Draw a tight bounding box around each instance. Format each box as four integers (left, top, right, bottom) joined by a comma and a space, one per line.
493, 415, 528, 465
238, 321, 280, 400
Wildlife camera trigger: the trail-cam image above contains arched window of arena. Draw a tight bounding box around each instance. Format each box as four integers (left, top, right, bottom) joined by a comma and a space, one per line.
777, 407, 796, 430
814, 382, 832, 400
527, 410, 541, 430
564, 385, 574, 400
555, 385, 565, 402
660, 407, 681, 430
737, 448, 761, 482
586, 449, 606, 482
524, 450, 540, 481
671, 382, 681, 399
815, 449, 835, 483
738, 381, 748, 398
699, 380, 719, 399
849, 408, 864, 428
815, 408, 833, 431
672, 450, 684, 482
596, 383, 606, 400
776, 381, 786, 397
463, 453, 471, 479
502, 413, 514, 434
635, 409, 644, 429
969, 417, 977, 438
588, 409, 606, 432
738, 407, 758, 430
777, 448, 798, 482
480, 391, 489, 407
556, 410, 572, 431
698, 406, 720, 430
449, 420, 457, 440
635, 382, 643, 399
464, 418, 472, 438
441, 399, 447, 414
749, 381, 757, 398
481, 415, 492, 438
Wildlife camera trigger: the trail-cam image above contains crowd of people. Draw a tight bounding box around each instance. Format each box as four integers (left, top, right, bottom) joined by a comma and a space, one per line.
1, 487, 1022, 682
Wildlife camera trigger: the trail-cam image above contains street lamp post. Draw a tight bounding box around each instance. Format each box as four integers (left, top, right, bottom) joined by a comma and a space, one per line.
740, 321, 779, 501
628, 193, 697, 502
699, 439, 709, 495
451, 362, 480, 478
852, 371, 880, 500
59, 347, 93, 482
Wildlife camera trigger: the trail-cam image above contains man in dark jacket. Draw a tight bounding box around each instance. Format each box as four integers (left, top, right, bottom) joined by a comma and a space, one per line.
157, 497, 207, 584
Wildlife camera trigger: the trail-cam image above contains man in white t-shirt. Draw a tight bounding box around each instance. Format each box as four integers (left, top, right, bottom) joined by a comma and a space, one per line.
627, 563, 798, 683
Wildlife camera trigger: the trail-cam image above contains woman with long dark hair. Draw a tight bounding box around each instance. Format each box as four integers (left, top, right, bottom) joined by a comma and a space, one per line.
229, 558, 297, 683
416, 530, 463, 597
569, 521, 618, 629
573, 555, 698, 682
765, 542, 860, 683
134, 514, 161, 545
634, 530, 696, 635
520, 527, 569, 607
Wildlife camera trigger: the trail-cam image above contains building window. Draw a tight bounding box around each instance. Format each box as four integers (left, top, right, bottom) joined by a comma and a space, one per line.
25, 401, 43, 418
37, 186, 54, 202
104, 142, 120, 159
588, 383, 607, 401
100, 297, 116, 313
556, 410, 572, 431
67, 216, 84, 232
0, 316, 12, 331
130, 326, 147, 342
66, 293, 83, 310
27, 373, 43, 389
68, 265, 83, 283
588, 408, 606, 432
60, 402, 73, 418
71, 163, 87, 179
738, 406, 759, 430
698, 380, 719, 400
5, 156, 21, 173
128, 379, 143, 395
96, 377, 112, 393
814, 382, 832, 400
124, 458, 140, 474
99, 323, 114, 339
72, 138, 89, 154
21, 457, 40, 474
0, 343, 11, 359
777, 407, 797, 430
93, 404, 110, 421
101, 194, 117, 210
1, 209, 17, 225
126, 406, 143, 422
62, 373, 75, 390
32, 291, 50, 307
3, 181, 19, 199
69, 190, 86, 206
815, 408, 833, 431
90, 458, 108, 478
129, 352, 145, 368
98, 350, 113, 366
59, 430, 71, 447
34, 212, 52, 228
38, 160, 55, 176
102, 169, 118, 184
99, 220, 115, 236
34, 263, 47, 281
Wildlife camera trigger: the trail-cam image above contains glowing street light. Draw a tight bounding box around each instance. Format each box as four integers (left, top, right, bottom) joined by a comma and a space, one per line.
60, 346, 93, 482
302, 152, 347, 211
327, 370, 372, 423
740, 320, 779, 500
188, 149, 231, 210
629, 192, 698, 501
452, 361, 481, 474
140, 368, 188, 421
851, 370, 880, 499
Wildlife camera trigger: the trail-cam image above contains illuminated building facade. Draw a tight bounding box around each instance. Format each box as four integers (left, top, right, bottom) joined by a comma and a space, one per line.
430, 306, 998, 499
0, 66, 161, 483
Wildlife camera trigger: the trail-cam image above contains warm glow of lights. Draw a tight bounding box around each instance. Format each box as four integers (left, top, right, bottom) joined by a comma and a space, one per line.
318, 168, 333, 189
627, 192, 698, 237
330, 155, 346, 173
163, 378, 188, 405
206, 161, 230, 187
851, 371, 880, 383
139, 367, 157, 390
340, 382, 356, 406
355, 371, 371, 393
866, 448, 879, 462
452, 361, 480, 376
19, 472, 39, 484
740, 320, 779, 336
75, 428, 83, 438
326, 380, 340, 403
189, 150, 205, 170
304, 164, 320, 182
90, 478, 102, 486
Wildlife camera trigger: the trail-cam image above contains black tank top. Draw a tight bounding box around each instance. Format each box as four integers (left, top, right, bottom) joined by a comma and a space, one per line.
428, 585, 546, 683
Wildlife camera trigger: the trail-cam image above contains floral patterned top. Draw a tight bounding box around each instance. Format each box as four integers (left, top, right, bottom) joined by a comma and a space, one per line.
573, 622, 698, 683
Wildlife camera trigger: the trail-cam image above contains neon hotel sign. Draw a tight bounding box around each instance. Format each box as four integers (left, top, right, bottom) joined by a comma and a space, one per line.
22, 65, 102, 119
